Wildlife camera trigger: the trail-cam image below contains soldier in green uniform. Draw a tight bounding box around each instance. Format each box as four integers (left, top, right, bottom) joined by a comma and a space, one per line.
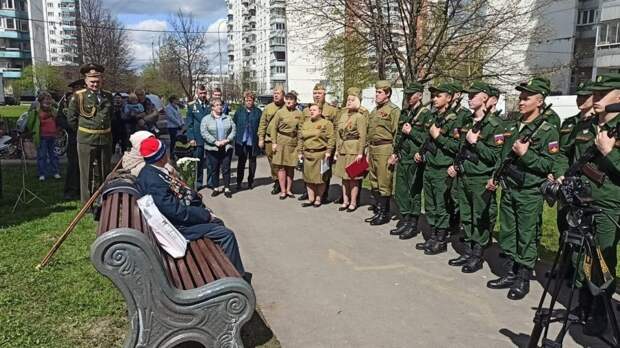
554, 73, 620, 335
485, 85, 502, 235
297, 103, 335, 207
446, 81, 504, 273
413, 83, 460, 255
185, 85, 211, 188
298, 83, 340, 202
486, 78, 560, 300
67, 63, 114, 204
258, 86, 285, 195
390, 82, 432, 239
365, 80, 401, 226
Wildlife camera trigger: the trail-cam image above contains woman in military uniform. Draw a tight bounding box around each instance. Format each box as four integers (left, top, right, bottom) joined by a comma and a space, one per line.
297, 104, 335, 207
334, 88, 367, 212
270, 91, 303, 199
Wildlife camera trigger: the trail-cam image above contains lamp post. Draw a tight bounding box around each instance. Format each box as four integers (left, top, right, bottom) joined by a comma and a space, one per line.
217, 20, 225, 98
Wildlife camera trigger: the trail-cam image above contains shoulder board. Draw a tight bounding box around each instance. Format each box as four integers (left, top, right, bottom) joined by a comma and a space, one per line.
540, 122, 552, 131
445, 112, 457, 121
386, 101, 398, 110
74, 89, 87, 95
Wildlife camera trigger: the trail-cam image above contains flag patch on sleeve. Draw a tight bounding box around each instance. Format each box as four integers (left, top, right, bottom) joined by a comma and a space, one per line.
494, 134, 504, 145
548, 141, 559, 154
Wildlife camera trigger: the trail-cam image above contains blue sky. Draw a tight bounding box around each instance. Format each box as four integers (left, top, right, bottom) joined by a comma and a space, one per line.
102, 0, 228, 70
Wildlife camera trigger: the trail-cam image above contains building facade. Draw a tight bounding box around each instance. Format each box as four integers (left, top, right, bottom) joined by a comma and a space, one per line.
593, 0, 620, 76
40, 0, 81, 66
0, 0, 32, 96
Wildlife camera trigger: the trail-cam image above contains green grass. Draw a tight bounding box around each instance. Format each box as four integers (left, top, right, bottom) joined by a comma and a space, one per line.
0, 105, 29, 118
0, 164, 279, 347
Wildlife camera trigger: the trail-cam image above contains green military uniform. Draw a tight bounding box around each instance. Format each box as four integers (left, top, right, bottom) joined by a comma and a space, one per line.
451, 81, 505, 272
419, 83, 460, 254
447, 82, 470, 233
297, 117, 335, 184
258, 101, 284, 180
366, 80, 400, 225
66, 64, 114, 204
334, 88, 367, 180
270, 107, 303, 167
391, 82, 432, 238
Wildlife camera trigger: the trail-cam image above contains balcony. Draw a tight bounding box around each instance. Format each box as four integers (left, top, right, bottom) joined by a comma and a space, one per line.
0, 49, 30, 59
270, 58, 286, 66
0, 67, 21, 78
270, 71, 286, 80
227, 44, 234, 51
595, 46, 620, 68
0, 30, 29, 40
270, 0, 285, 8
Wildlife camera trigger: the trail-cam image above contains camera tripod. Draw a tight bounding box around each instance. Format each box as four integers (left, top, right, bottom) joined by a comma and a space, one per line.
527, 206, 620, 348
12, 136, 45, 213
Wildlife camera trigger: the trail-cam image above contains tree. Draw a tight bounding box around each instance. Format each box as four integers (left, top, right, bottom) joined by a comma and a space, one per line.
80, 0, 133, 91
139, 62, 182, 98
14, 64, 65, 99
161, 10, 210, 100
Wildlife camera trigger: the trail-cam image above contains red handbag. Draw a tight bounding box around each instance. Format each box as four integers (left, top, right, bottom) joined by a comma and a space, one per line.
345, 157, 369, 178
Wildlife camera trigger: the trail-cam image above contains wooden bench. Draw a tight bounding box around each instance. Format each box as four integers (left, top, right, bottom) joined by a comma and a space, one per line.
90, 189, 255, 348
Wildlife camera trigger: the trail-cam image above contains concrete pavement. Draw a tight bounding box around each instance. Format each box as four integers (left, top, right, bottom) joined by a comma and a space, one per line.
203, 156, 604, 348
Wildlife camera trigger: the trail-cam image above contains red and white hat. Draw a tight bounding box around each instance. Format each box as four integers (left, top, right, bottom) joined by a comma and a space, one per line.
140, 137, 167, 164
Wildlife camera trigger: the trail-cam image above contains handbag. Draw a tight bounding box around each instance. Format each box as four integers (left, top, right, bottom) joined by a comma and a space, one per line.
345, 157, 369, 178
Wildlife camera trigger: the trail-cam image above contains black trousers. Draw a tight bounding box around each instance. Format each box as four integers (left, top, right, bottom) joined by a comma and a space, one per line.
235, 144, 256, 186
168, 128, 179, 159
64, 139, 80, 197
206, 147, 233, 189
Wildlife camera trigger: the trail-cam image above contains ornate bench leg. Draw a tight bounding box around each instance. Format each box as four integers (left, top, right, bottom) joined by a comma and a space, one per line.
91, 229, 256, 348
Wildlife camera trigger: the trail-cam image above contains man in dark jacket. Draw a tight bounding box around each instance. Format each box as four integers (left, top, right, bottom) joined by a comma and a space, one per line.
136, 137, 245, 274
234, 90, 262, 190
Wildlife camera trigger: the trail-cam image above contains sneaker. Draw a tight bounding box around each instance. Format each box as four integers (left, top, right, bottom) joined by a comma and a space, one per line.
38, 176, 45, 181
53, 174, 61, 179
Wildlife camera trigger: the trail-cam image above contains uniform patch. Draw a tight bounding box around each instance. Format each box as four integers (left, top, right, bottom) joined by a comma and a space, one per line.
548, 141, 559, 154
494, 134, 505, 145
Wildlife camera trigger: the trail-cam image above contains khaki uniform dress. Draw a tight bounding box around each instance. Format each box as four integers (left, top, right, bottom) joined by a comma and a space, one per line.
258, 102, 283, 178
334, 110, 367, 180
297, 117, 335, 184
367, 101, 400, 196
270, 107, 303, 167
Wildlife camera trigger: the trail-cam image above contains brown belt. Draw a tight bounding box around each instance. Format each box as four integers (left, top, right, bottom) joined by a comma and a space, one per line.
370, 139, 392, 146
304, 147, 327, 153
278, 130, 297, 138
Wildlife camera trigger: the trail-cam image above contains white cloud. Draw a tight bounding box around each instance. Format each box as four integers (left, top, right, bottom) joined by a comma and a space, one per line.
204, 18, 228, 74
104, 0, 227, 18
127, 19, 168, 67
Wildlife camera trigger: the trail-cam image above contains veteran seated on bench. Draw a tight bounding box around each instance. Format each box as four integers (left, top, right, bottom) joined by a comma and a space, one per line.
137, 137, 245, 274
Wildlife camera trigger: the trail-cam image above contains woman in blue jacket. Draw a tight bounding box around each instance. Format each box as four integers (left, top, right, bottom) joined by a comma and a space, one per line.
200, 99, 236, 198
233, 91, 262, 190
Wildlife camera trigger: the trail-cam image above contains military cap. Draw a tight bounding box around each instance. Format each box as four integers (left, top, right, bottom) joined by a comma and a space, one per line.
404, 82, 424, 94
575, 80, 594, 96
314, 83, 326, 91
428, 83, 453, 94
285, 90, 298, 99
375, 80, 391, 89
465, 81, 492, 95
80, 63, 104, 77
516, 76, 551, 96
447, 81, 464, 94
67, 78, 85, 88
488, 86, 500, 98
589, 73, 620, 91
347, 87, 361, 98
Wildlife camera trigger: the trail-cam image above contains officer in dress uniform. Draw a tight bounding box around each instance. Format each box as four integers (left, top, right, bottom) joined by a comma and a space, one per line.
67, 63, 114, 204
258, 86, 285, 195
185, 85, 211, 188
390, 82, 432, 240
486, 78, 560, 300
56, 78, 85, 200
365, 80, 400, 226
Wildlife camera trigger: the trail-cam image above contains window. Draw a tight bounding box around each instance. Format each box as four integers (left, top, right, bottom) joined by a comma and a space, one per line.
598, 20, 620, 46
47, 11, 54, 17
577, 9, 599, 26
51, 48, 57, 53
19, 19, 28, 32
47, 2, 54, 8
5, 18, 15, 30
49, 29, 55, 35
1, 0, 14, 9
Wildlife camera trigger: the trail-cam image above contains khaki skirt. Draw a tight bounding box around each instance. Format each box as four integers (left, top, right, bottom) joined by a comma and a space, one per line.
272, 143, 298, 167
302, 150, 328, 184
334, 153, 364, 180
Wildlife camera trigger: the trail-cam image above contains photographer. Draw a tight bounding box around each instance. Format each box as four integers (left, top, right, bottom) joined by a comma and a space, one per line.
554, 73, 620, 336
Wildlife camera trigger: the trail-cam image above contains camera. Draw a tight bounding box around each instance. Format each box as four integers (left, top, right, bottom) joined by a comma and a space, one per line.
540, 176, 593, 208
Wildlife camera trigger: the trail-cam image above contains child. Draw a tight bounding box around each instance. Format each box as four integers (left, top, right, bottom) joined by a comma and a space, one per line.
25, 92, 60, 180
122, 93, 146, 129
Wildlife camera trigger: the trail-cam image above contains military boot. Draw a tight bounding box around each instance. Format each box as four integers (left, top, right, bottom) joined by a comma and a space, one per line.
399, 215, 419, 240
425, 229, 448, 255
583, 294, 609, 337
390, 215, 410, 235
448, 242, 471, 266
507, 266, 531, 300
370, 197, 390, 225
364, 191, 379, 222
462, 243, 484, 273
415, 226, 435, 250
487, 260, 517, 289
270, 181, 281, 195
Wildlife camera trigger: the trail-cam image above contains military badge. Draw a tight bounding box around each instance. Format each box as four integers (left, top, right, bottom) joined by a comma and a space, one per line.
548, 141, 559, 154
494, 134, 505, 145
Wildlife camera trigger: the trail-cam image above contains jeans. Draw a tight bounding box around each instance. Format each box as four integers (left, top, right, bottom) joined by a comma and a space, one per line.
206, 147, 233, 189
235, 144, 256, 185
37, 136, 59, 177
178, 222, 245, 274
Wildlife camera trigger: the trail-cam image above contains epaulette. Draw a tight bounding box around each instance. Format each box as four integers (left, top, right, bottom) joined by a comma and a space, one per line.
540, 122, 552, 131
487, 115, 500, 127
445, 112, 458, 121
74, 88, 87, 95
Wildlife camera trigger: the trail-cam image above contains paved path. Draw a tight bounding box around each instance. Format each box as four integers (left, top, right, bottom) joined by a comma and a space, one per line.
204, 157, 603, 348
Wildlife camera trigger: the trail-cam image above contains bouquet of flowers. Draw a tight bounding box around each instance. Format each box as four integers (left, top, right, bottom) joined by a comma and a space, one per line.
176, 157, 200, 188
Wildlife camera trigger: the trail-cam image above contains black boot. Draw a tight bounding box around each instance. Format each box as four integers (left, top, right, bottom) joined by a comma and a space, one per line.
298, 192, 309, 201
425, 229, 448, 255
271, 181, 281, 195
364, 191, 379, 221
583, 294, 609, 337
487, 260, 517, 289
370, 197, 390, 225
390, 216, 410, 235
416, 227, 435, 250
507, 266, 531, 300
462, 243, 484, 273
399, 216, 419, 240
448, 242, 472, 266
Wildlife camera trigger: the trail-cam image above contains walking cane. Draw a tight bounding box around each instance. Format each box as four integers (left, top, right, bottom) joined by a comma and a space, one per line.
36, 157, 123, 270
